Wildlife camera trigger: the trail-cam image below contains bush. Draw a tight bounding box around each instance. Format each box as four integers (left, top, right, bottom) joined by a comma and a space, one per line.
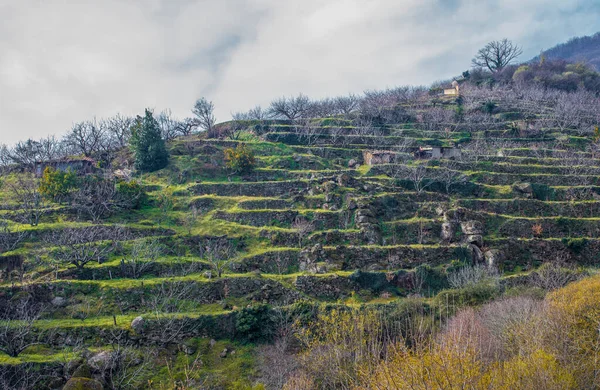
561, 237, 588, 254
235, 304, 274, 342
224, 143, 256, 174
38, 166, 79, 202
434, 282, 500, 309
116, 179, 147, 209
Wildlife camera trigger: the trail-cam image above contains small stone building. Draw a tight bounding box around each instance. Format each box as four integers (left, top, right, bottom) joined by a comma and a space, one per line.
443, 80, 460, 96
363, 150, 397, 165
35, 157, 97, 177
414, 146, 461, 159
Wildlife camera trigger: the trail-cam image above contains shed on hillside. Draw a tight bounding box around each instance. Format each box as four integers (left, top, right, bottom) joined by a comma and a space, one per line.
363, 150, 397, 165
35, 157, 97, 177
414, 146, 461, 159
443, 80, 460, 96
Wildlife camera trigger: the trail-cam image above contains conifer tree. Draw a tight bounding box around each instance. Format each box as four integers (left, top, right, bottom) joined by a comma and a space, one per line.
130, 109, 169, 172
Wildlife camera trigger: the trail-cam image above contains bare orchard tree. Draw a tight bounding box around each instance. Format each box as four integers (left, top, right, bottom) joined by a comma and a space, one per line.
292, 218, 315, 248
0, 221, 28, 254
6, 139, 42, 170
71, 176, 142, 222
192, 97, 216, 136
47, 226, 124, 269
147, 280, 199, 345
334, 94, 360, 117
268, 94, 311, 120
103, 114, 134, 148
64, 119, 107, 157
0, 363, 45, 390
199, 238, 235, 278
122, 238, 164, 279
0, 297, 44, 357
438, 161, 468, 194
472, 39, 522, 72
391, 161, 438, 194
293, 119, 322, 147
6, 174, 47, 226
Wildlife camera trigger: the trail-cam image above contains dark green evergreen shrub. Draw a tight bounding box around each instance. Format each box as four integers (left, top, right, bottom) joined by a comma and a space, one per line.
235, 304, 274, 342
130, 109, 169, 173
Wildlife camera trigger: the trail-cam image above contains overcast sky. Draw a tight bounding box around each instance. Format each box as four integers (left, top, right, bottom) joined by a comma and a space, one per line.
1, 0, 599, 144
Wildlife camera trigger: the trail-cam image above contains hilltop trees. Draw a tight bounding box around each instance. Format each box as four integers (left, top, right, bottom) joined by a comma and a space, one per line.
130, 109, 169, 173
472, 39, 523, 72
192, 97, 216, 137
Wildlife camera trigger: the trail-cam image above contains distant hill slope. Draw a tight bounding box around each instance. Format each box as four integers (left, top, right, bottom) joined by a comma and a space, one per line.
532, 32, 600, 71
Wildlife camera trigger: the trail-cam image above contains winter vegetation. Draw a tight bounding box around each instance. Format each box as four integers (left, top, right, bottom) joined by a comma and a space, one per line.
1, 38, 600, 389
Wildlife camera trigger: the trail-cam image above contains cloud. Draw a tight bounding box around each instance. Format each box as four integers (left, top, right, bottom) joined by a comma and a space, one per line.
0, 0, 599, 144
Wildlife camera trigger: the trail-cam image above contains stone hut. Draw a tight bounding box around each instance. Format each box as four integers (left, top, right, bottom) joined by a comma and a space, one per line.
443, 80, 460, 96
414, 146, 461, 159
35, 157, 97, 177
363, 150, 397, 166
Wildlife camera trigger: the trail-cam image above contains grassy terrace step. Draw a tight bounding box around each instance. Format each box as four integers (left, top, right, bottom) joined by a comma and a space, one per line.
471, 155, 600, 167
461, 211, 600, 239
264, 132, 557, 147
212, 209, 347, 229
1, 275, 302, 309
441, 161, 600, 176
485, 237, 600, 269
468, 171, 599, 186
237, 198, 294, 210
190, 180, 310, 197
456, 199, 600, 218
500, 148, 593, 158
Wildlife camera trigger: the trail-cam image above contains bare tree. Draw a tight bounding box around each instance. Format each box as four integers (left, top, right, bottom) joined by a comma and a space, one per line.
391, 161, 438, 194
0, 297, 44, 357
7, 174, 47, 226
71, 176, 141, 222
0, 221, 28, 255
334, 94, 360, 116
199, 238, 235, 278
103, 114, 134, 148
438, 161, 468, 194
64, 119, 107, 157
292, 218, 315, 248
47, 226, 123, 269
448, 264, 499, 289
122, 238, 163, 279
156, 109, 182, 142
192, 97, 216, 136
7, 139, 42, 169
0, 363, 45, 390
268, 94, 311, 120
472, 39, 523, 72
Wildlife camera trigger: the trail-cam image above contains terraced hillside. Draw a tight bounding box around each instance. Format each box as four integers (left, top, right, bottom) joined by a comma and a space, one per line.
2, 90, 600, 388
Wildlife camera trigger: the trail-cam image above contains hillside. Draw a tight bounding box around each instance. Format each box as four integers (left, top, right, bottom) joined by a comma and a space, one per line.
1, 72, 600, 388
532, 31, 600, 71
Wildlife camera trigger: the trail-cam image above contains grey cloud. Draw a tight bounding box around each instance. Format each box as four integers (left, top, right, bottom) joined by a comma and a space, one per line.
0, 0, 599, 144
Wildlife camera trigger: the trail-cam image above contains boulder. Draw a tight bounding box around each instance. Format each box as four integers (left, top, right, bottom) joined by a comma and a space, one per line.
441, 222, 455, 241
130, 316, 145, 333
466, 234, 484, 248
63, 378, 103, 390
467, 244, 484, 264
51, 296, 67, 307
484, 249, 504, 267
88, 351, 114, 371
461, 220, 484, 235
513, 182, 533, 197
337, 173, 351, 187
